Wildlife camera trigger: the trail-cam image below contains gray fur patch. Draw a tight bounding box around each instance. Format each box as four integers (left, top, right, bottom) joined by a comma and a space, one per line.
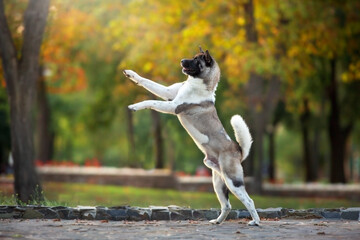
175, 101, 214, 114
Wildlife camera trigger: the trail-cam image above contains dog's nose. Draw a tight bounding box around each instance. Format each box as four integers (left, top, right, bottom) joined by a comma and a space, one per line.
181, 59, 188, 67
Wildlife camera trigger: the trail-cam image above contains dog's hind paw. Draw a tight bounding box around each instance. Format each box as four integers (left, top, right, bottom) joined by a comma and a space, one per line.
248, 220, 260, 226
209, 219, 221, 225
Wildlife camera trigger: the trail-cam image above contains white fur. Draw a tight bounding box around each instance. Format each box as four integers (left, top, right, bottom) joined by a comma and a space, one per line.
128, 100, 177, 114
230, 115, 253, 161
173, 76, 216, 104
124, 70, 183, 100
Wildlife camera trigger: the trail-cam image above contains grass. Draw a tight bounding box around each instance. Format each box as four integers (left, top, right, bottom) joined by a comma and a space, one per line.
1, 182, 359, 209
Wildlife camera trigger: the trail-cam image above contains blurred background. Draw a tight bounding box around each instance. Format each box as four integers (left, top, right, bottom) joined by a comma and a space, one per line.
0, 0, 360, 207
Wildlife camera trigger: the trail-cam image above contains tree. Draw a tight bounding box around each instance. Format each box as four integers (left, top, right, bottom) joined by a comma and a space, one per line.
36, 66, 54, 163
241, 0, 282, 192
300, 98, 317, 182
0, 86, 10, 174
282, 0, 360, 183
35, 2, 94, 164
0, 0, 49, 202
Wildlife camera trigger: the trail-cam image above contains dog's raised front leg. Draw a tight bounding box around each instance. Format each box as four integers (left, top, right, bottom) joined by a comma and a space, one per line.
123, 70, 183, 101
128, 100, 177, 115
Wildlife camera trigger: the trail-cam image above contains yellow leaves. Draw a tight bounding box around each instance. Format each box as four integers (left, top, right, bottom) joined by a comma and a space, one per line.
182, 20, 211, 39
305, 44, 318, 55
236, 17, 246, 26
341, 61, 360, 83
225, 56, 246, 84
143, 62, 154, 73
288, 46, 300, 58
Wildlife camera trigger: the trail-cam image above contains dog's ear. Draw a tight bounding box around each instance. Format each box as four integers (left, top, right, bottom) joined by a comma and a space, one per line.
199, 46, 205, 54
205, 50, 212, 65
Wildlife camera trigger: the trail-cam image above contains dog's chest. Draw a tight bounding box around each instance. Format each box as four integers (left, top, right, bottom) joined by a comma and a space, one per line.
174, 78, 215, 104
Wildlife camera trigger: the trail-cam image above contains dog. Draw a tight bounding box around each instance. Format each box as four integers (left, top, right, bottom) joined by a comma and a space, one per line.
123, 47, 260, 226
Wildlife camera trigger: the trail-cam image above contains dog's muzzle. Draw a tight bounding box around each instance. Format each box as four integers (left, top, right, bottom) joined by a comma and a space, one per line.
181, 59, 196, 75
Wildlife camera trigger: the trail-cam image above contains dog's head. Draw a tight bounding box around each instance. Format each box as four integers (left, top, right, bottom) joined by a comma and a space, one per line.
180, 47, 220, 82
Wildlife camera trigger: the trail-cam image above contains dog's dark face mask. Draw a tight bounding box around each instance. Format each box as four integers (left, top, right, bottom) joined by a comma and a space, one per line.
181, 48, 213, 78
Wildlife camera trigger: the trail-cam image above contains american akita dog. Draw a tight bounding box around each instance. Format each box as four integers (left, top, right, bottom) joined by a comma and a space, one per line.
123, 47, 260, 226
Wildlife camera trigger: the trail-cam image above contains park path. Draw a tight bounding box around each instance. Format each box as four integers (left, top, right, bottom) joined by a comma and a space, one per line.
0, 219, 359, 240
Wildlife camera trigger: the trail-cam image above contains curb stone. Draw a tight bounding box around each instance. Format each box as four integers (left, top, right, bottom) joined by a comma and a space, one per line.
340, 207, 360, 220
0, 205, 359, 221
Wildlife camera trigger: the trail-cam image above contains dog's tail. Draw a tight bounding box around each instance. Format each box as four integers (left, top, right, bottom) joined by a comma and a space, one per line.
230, 115, 253, 162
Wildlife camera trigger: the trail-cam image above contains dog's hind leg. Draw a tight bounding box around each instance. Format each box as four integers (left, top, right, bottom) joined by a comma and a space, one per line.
203, 156, 220, 175
230, 184, 260, 226
222, 162, 260, 226
209, 171, 231, 224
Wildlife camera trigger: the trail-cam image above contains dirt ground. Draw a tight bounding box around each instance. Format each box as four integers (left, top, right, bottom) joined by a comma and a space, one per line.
0, 218, 359, 240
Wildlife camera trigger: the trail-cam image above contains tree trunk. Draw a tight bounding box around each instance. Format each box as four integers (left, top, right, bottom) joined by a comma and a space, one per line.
267, 101, 285, 182
243, 0, 262, 192
0, 91, 10, 174
36, 69, 54, 163
151, 110, 164, 169
0, 0, 50, 203
300, 98, 317, 182
243, 0, 258, 43
253, 120, 265, 192
268, 126, 275, 182
328, 59, 352, 183
126, 107, 139, 167
243, 0, 281, 193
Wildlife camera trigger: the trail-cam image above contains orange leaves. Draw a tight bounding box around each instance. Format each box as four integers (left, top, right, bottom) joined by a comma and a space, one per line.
0, 65, 5, 88
40, 2, 99, 94
0, 78, 5, 88
46, 65, 87, 94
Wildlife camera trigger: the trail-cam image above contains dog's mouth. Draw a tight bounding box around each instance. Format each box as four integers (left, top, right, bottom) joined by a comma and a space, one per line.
182, 67, 195, 75
181, 59, 198, 76
181, 65, 196, 75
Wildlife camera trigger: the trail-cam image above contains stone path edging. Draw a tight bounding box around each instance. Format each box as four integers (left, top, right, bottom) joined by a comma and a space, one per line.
1, 206, 359, 221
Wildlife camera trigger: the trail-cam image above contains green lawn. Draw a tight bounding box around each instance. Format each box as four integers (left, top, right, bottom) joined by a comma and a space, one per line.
1, 182, 359, 209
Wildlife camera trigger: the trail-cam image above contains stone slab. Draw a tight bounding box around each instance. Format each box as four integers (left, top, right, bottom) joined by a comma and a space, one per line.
1, 206, 359, 221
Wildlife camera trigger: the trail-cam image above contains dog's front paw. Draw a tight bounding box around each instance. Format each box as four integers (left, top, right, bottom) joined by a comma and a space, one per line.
248, 220, 260, 226
123, 70, 140, 84
128, 104, 139, 112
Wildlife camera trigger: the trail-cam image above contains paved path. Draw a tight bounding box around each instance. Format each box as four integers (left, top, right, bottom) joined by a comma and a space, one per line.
0, 219, 359, 240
